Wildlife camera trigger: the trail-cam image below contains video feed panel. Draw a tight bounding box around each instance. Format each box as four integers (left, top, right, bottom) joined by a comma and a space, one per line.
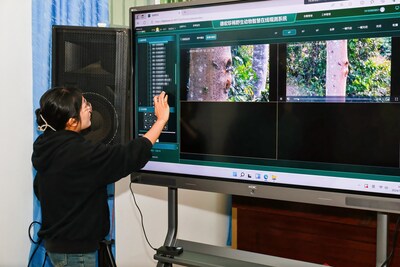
180, 102, 277, 162
284, 36, 395, 103
278, 103, 400, 170
274, 21, 400, 172
178, 41, 277, 164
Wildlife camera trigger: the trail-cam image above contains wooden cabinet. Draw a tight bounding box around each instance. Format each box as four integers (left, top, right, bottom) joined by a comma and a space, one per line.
232, 196, 400, 267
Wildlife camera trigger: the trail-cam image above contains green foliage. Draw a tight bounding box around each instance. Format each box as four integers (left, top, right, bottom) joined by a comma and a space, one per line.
347, 38, 391, 97
228, 45, 272, 102
286, 41, 326, 96
286, 38, 391, 98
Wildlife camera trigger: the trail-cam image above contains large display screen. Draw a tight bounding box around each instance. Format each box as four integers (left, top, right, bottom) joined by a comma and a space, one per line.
131, 0, 400, 198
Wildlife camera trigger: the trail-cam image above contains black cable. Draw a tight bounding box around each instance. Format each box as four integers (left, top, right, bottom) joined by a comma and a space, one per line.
129, 182, 157, 251
380, 215, 400, 267
27, 221, 43, 267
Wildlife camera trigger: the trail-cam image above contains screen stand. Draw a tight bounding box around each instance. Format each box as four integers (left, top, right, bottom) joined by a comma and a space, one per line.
154, 187, 327, 267
156, 187, 178, 267
376, 212, 388, 267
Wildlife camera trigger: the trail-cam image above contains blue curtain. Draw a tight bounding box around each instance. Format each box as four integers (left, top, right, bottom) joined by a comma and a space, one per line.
30, 1, 109, 266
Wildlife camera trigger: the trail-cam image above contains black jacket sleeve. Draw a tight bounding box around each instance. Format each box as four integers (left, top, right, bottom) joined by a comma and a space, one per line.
87, 137, 153, 186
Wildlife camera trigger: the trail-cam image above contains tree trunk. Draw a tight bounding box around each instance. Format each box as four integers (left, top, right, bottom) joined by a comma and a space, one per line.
252, 44, 269, 98
326, 40, 349, 100
188, 46, 232, 101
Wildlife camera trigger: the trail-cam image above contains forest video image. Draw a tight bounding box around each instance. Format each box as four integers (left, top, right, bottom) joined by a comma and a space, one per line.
287, 37, 391, 101
184, 37, 391, 102
185, 45, 270, 102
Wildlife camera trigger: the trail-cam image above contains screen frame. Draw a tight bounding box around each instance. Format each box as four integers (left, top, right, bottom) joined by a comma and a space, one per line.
130, 0, 400, 214
131, 171, 400, 214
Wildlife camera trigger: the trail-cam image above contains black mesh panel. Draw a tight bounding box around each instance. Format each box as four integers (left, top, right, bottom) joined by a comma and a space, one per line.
52, 26, 130, 145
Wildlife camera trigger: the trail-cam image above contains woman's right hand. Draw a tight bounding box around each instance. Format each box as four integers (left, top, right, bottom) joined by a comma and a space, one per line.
154, 91, 170, 125
143, 91, 170, 144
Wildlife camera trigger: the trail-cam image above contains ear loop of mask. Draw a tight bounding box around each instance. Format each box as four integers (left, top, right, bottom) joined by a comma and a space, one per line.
38, 114, 57, 132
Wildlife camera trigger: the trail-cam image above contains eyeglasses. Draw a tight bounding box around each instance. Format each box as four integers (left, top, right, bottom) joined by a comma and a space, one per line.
83, 98, 92, 110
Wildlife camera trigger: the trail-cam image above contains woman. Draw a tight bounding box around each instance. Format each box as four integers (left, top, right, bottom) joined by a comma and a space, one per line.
32, 87, 169, 266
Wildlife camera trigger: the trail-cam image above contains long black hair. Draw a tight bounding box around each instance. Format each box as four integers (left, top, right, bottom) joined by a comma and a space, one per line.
35, 87, 83, 131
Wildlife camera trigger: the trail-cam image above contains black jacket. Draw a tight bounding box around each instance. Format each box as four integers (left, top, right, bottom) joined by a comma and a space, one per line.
32, 130, 152, 253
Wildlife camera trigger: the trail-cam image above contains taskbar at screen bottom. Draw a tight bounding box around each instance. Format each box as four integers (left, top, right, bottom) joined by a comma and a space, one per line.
142, 161, 400, 196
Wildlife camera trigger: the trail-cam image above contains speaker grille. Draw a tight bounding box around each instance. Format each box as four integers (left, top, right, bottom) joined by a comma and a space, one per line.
52, 26, 130, 144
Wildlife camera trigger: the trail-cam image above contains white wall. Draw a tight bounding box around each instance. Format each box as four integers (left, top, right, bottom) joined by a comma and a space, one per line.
115, 176, 231, 266
0, 0, 33, 266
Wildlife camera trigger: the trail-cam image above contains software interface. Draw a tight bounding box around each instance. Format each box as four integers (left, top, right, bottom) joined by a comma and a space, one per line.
132, 0, 400, 196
